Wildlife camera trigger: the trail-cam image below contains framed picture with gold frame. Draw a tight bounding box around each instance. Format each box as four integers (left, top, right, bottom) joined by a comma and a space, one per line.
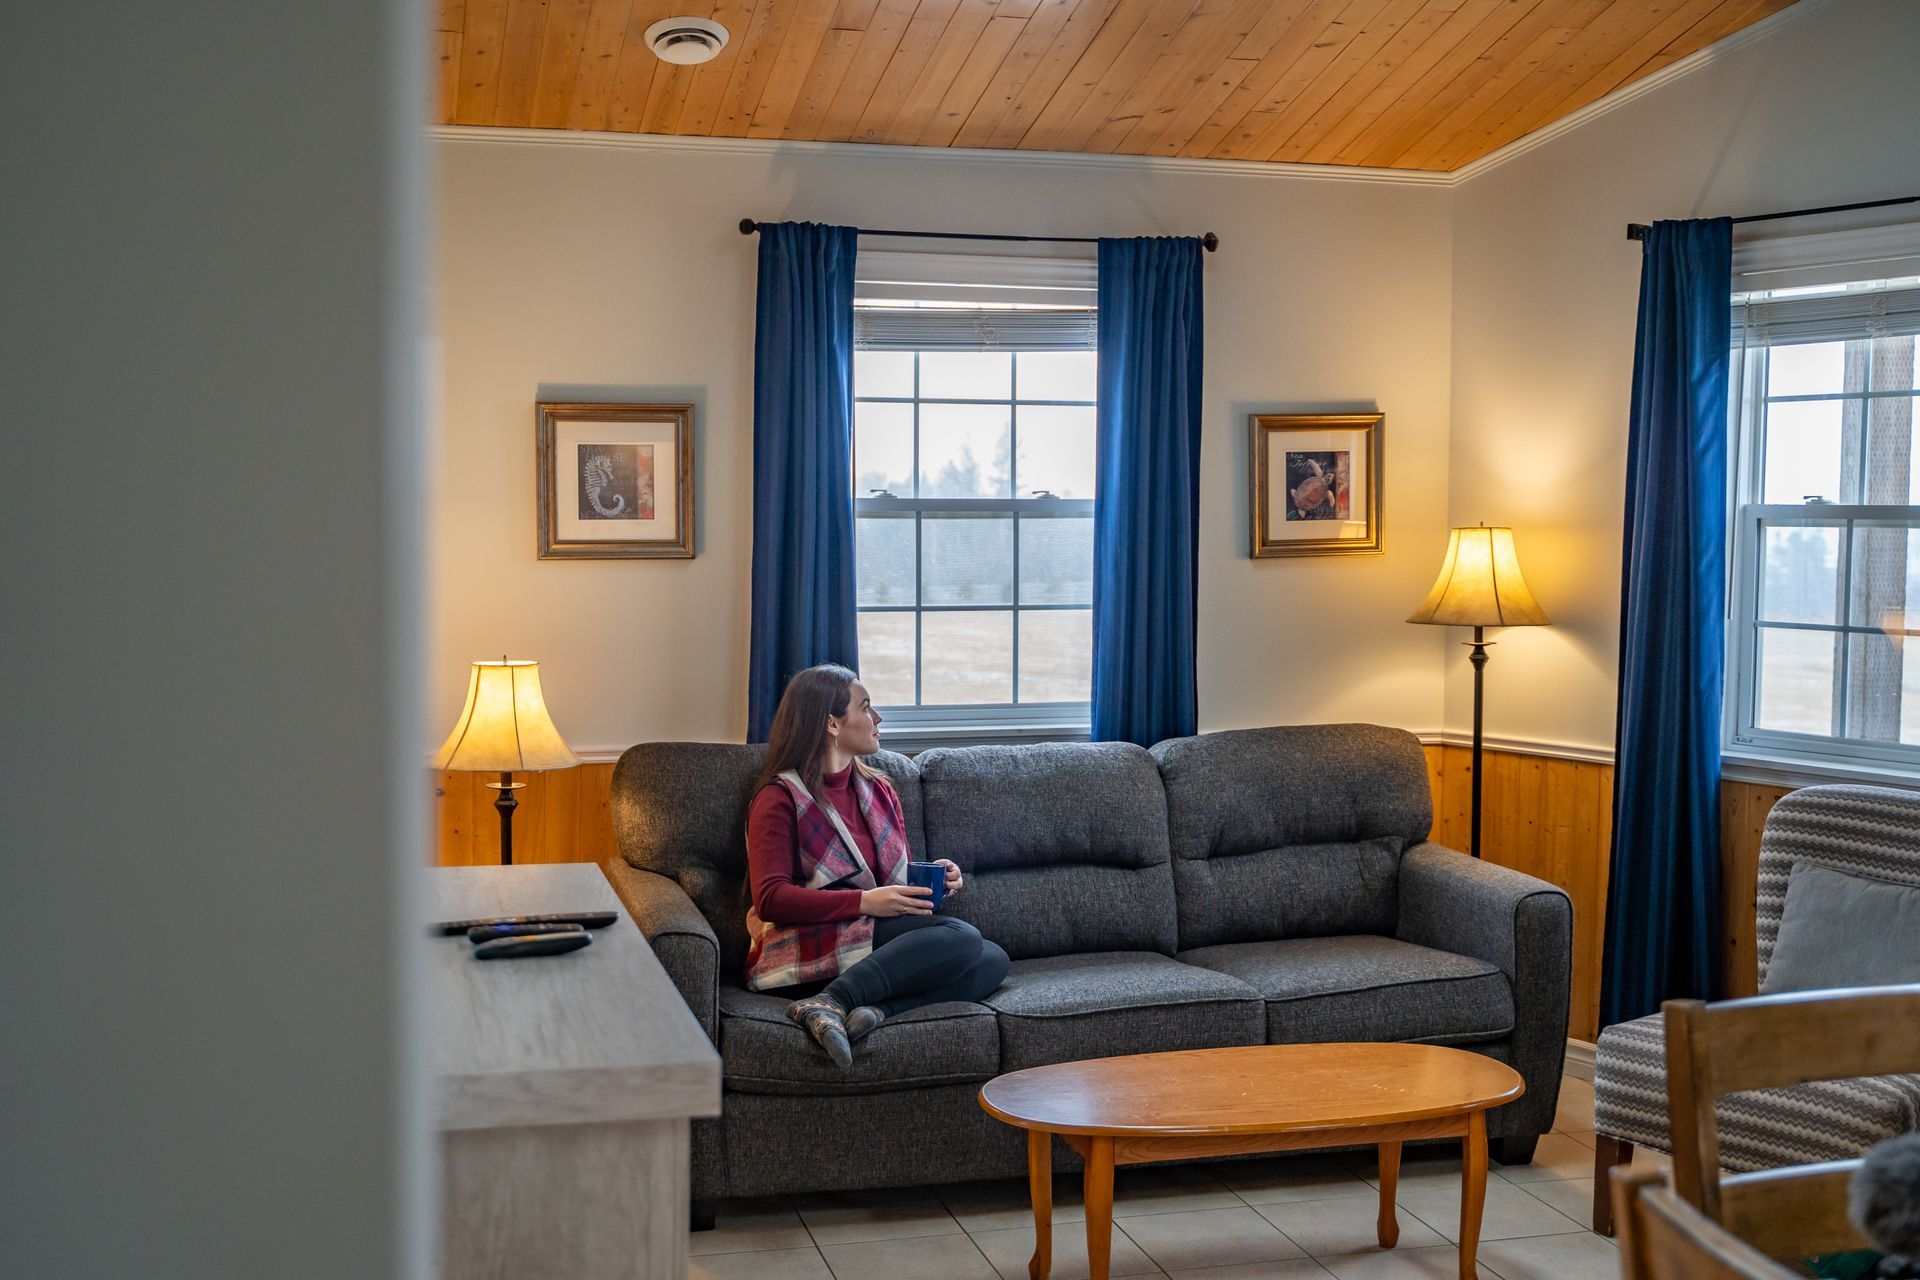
536, 401, 694, 559
1249, 412, 1384, 557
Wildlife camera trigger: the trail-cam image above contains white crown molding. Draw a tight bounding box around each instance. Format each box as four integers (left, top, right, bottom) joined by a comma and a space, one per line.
1450, 0, 1845, 185
430, 124, 1454, 187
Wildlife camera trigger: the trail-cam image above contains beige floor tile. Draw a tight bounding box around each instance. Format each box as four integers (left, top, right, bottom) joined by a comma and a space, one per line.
937, 1175, 1086, 1232
1490, 1133, 1598, 1185
1555, 1128, 1597, 1151
1341, 1144, 1470, 1190
1165, 1259, 1336, 1280
1394, 1180, 1585, 1244
1553, 1077, 1595, 1134
690, 1196, 813, 1256
796, 1186, 962, 1245
1475, 1231, 1619, 1280
1514, 1178, 1595, 1229
969, 1220, 1160, 1280
1111, 1165, 1244, 1218
1211, 1154, 1378, 1205
1118, 1206, 1307, 1272
1253, 1196, 1445, 1258
1315, 1245, 1495, 1279
692, 1244, 833, 1279
820, 1231, 1000, 1280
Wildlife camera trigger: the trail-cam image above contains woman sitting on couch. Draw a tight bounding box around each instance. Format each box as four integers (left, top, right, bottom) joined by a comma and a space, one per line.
746, 664, 1009, 1069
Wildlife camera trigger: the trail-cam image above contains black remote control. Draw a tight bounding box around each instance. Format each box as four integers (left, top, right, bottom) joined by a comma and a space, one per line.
432, 910, 618, 936
468, 921, 587, 944
473, 931, 593, 960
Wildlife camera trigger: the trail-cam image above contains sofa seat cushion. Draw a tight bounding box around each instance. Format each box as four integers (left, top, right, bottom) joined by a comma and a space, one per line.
719, 985, 1000, 1096
1595, 1012, 1920, 1172
1177, 935, 1514, 1046
980, 951, 1265, 1072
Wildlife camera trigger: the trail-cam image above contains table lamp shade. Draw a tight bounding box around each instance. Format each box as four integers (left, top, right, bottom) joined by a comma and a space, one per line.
432, 659, 580, 773
1406, 526, 1550, 628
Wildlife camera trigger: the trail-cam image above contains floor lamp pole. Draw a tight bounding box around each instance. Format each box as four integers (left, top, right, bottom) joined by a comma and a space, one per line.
488, 770, 525, 866
1467, 626, 1490, 860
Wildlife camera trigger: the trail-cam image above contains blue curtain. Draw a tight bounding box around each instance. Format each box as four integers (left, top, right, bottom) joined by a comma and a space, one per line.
1091, 237, 1205, 747
1600, 218, 1733, 1027
747, 223, 859, 742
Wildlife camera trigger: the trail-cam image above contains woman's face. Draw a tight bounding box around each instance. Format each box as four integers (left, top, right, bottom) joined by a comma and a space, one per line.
829, 680, 884, 757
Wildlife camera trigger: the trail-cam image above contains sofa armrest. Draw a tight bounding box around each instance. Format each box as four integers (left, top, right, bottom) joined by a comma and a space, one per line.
602, 858, 720, 1046
1397, 841, 1573, 1138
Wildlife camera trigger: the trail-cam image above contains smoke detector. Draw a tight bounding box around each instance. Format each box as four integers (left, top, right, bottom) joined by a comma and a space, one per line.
646, 16, 730, 65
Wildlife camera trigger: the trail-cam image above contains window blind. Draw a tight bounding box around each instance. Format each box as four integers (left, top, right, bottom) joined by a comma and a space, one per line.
853, 248, 1096, 351
1734, 283, 1920, 346
853, 306, 1096, 351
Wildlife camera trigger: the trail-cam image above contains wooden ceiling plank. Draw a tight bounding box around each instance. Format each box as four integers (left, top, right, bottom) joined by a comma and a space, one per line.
785, 26, 867, 136
564, 0, 639, 130
747, 0, 843, 136
530, 0, 597, 127
712, 0, 811, 135
1335, 0, 1544, 164
435, 30, 463, 124
953, 0, 1125, 150
1637, 0, 1800, 73
1179, 0, 1348, 158
1422, 0, 1643, 167
810, 0, 924, 140
1355, 0, 1572, 168
1207, 0, 1394, 160
946, 0, 1087, 148
1308, 0, 1511, 163
917, 13, 1036, 144
1391, 0, 1603, 169
1024, 0, 1207, 154
442, 0, 470, 29
1254, 0, 1444, 162
1008, 0, 1168, 149
844, 0, 968, 141
1270, 0, 1468, 163
454, 0, 511, 124
493, 0, 556, 126
603, 0, 681, 130
1133, 54, 1260, 154
876, 0, 1009, 144
670, 0, 764, 132
1545, 0, 1769, 124
1104, 0, 1277, 154
832, 0, 883, 28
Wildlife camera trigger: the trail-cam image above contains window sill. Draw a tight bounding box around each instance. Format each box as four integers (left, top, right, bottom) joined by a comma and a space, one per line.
878, 721, 1091, 755
1721, 749, 1920, 791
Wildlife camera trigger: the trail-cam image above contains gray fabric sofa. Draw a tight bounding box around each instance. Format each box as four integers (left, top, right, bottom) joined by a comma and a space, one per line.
601, 724, 1573, 1209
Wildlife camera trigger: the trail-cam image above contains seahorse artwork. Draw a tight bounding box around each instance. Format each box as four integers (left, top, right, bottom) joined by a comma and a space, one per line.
583, 452, 626, 517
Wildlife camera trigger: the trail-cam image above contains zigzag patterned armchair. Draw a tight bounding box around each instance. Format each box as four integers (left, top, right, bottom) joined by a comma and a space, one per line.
1590, 784, 1920, 1235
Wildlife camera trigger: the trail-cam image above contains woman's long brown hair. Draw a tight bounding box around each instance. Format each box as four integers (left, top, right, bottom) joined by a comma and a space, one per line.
753, 664, 891, 801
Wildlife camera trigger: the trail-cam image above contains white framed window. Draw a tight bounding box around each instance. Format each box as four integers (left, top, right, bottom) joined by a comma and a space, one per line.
849, 251, 1097, 746
1726, 254, 1920, 776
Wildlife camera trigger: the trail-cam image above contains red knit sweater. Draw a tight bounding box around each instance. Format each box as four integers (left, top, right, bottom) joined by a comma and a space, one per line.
746, 763, 875, 925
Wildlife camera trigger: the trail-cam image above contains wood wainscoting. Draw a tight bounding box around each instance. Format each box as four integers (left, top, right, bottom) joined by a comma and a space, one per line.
433, 747, 1799, 1041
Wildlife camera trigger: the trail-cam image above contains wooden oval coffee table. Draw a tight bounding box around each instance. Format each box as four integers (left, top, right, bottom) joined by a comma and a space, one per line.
979, 1043, 1524, 1280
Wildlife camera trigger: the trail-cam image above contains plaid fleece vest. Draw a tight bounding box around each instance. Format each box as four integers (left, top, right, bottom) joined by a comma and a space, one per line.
743, 767, 910, 992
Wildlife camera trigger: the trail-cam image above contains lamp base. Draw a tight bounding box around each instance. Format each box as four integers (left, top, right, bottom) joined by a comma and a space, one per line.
484, 773, 526, 865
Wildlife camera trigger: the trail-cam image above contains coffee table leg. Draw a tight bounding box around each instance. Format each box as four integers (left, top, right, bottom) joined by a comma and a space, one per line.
1083, 1136, 1115, 1280
1459, 1112, 1488, 1279
1027, 1130, 1053, 1280
1376, 1140, 1402, 1248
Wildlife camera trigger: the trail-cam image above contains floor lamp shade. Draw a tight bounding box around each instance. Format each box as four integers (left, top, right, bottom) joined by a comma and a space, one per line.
1408, 527, 1549, 859
432, 659, 580, 772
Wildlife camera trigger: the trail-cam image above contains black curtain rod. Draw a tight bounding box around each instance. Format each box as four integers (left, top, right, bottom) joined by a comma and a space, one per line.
739, 218, 1218, 253
1625, 195, 1919, 241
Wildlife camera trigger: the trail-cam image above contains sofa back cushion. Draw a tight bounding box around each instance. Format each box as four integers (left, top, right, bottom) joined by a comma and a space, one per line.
610, 742, 926, 977
1150, 724, 1432, 950
915, 741, 1176, 960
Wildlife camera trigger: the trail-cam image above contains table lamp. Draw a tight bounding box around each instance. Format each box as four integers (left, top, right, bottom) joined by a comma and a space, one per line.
432, 657, 580, 865
1407, 526, 1550, 859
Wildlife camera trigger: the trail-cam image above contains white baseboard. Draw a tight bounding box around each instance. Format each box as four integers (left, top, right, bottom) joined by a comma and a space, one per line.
1564, 1037, 1596, 1082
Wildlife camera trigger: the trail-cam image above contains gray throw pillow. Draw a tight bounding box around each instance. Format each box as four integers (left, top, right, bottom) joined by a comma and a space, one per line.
1761, 861, 1920, 994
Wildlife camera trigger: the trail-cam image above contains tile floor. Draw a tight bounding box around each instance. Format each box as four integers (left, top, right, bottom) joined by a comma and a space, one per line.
691, 1074, 1671, 1280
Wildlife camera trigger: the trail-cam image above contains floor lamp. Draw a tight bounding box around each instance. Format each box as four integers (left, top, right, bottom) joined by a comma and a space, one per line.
1407, 526, 1550, 859
432, 657, 579, 865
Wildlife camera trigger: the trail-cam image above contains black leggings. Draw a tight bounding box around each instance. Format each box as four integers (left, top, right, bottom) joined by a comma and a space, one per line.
821, 916, 1009, 1018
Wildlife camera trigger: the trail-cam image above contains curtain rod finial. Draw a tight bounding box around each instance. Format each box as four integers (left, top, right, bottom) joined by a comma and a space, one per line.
1202, 232, 1219, 252
1626, 223, 1650, 241
740, 218, 758, 235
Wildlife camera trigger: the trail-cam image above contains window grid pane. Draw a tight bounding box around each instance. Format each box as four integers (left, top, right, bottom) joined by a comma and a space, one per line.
854, 349, 1094, 708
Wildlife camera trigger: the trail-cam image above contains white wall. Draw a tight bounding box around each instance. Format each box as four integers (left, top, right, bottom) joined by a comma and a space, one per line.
433, 138, 1456, 750
1, 2, 430, 1276
1447, 0, 1920, 753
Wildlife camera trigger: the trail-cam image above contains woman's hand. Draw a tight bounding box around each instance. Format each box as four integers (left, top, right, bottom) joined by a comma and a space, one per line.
937, 858, 963, 894
860, 884, 934, 917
